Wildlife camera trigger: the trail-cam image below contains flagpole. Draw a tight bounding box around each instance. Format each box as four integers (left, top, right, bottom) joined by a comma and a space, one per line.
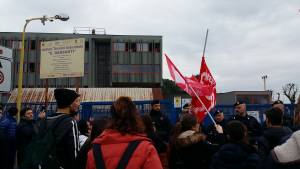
188, 85, 216, 125
165, 54, 216, 125
202, 29, 209, 57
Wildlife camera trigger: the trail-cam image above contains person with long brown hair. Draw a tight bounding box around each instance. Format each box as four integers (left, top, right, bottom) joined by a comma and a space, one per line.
86, 96, 162, 169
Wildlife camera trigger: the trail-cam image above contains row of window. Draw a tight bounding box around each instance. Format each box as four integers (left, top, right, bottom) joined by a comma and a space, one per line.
113, 42, 160, 52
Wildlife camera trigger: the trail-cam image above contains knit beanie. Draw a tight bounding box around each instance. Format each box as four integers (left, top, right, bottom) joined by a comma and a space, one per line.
54, 88, 80, 108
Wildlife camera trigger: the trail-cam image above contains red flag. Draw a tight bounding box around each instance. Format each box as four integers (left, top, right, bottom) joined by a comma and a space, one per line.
165, 54, 210, 97
190, 56, 216, 121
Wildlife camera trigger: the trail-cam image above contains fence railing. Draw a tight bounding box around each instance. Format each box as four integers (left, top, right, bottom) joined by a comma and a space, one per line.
3, 101, 295, 126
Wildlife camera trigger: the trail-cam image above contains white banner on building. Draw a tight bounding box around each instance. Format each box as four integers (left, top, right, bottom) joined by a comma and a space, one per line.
0, 46, 13, 92
40, 38, 85, 79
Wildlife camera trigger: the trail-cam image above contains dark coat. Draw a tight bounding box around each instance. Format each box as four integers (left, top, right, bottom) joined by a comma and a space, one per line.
229, 115, 262, 138
16, 118, 36, 166
210, 142, 261, 169
150, 110, 172, 143
45, 113, 80, 169
0, 115, 17, 169
257, 127, 292, 160
206, 119, 227, 145
169, 130, 219, 169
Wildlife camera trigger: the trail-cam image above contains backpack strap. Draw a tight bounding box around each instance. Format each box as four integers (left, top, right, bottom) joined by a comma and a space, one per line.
116, 140, 142, 169
92, 140, 142, 169
93, 144, 106, 169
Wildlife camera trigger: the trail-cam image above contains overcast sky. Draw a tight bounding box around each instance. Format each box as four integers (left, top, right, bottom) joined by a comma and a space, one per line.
1, 0, 300, 102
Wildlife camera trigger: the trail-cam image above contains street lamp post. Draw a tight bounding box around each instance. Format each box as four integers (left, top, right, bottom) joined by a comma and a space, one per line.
262, 75, 268, 91
16, 15, 69, 122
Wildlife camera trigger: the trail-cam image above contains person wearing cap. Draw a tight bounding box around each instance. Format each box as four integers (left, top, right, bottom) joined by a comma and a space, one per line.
229, 101, 262, 139
272, 100, 293, 129
178, 103, 191, 122
149, 100, 172, 144
44, 88, 81, 169
206, 110, 227, 145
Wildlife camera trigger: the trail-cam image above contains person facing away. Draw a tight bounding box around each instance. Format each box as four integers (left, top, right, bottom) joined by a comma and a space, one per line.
16, 107, 36, 167
149, 100, 172, 143
86, 96, 163, 169
44, 88, 81, 169
257, 107, 292, 160
0, 107, 18, 169
169, 114, 223, 169
210, 120, 262, 169
272, 100, 293, 129
229, 101, 262, 138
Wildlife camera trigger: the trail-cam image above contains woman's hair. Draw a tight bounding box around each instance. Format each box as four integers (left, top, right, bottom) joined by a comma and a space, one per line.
141, 114, 154, 134
226, 120, 248, 142
180, 114, 197, 132
20, 107, 32, 117
108, 96, 145, 134
90, 118, 109, 141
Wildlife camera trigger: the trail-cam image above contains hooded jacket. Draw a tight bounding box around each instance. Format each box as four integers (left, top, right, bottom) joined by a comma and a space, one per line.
257, 126, 292, 159
210, 142, 261, 169
86, 129, 163, 169
169, 130, 218, 169
272, 130, 300, 164
45, 113, 80, 169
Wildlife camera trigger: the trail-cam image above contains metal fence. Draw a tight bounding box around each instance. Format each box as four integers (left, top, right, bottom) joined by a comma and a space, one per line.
3, 101, 295, 126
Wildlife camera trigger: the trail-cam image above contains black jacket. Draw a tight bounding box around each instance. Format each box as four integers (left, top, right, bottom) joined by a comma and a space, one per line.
45, 113, 80, 169
150, 110, 172, 142
210, 142, 261, 169
229, 115, 262, 138
169, 130, 219, 169
16, 118, 36, 166
257, 127, 292, 160
206, 119, 227, 145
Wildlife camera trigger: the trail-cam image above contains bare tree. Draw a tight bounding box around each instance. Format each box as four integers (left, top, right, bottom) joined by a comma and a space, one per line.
282, 83, 298, 104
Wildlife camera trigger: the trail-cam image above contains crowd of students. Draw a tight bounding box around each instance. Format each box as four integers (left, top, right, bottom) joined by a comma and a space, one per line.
0, 88, 300, 169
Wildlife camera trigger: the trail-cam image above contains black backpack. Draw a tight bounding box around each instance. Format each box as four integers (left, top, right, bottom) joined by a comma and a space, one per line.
20, 115, 69, 169
93, 140, 142, 169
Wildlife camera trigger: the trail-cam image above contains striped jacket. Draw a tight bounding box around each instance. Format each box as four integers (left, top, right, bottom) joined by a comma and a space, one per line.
46, 113, 80, 169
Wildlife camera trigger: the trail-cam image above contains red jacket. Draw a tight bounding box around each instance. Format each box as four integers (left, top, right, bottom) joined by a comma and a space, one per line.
86, 129, 163, 169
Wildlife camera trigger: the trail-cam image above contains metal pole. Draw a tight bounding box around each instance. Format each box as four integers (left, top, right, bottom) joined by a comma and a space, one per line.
16, 21, 29, 122
202, 29, 209, 57
44, 79, 49, 108
188, 85, 216, 125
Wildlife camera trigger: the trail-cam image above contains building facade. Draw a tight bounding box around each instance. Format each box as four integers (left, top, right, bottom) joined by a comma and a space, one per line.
217, 91, 272, 105
0, 32, 162, 90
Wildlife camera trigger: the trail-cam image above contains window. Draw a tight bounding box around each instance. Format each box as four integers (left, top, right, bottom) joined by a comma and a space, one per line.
154, 43, 160, 52
30, 40, 36, 50
130, 43, 137, 52
113, 43, 126, 51
29, 63, 35, 72
85, 41, 89, 51
137, 43, 149, 52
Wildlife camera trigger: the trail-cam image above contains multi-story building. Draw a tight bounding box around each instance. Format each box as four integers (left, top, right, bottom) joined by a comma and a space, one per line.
0, 31, 162, 90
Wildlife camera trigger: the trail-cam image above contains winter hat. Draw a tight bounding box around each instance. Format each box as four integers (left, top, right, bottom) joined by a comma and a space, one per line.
54, 88, 80, 108
151, 100, 160, 106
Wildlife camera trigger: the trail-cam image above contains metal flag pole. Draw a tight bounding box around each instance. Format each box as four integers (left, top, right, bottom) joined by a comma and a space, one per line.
188, 85, 216, 125
202, 29, 209, 57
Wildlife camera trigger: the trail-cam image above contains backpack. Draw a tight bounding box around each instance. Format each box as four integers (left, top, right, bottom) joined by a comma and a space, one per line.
20, 115, 69, 169
93, 140, 142, 169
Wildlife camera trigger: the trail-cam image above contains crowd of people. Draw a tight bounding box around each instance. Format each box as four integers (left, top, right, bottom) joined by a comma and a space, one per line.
0, 88, 300, 169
